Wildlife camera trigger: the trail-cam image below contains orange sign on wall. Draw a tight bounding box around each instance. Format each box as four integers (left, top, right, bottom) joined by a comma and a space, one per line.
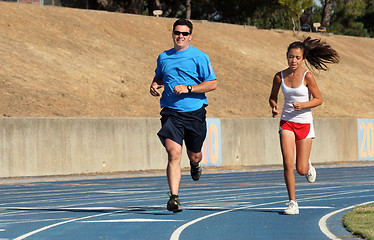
358, 119, 374, 160
201, 118, 221, 166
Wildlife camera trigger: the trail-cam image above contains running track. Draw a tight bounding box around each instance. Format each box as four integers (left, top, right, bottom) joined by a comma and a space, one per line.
1, 163, 373, 240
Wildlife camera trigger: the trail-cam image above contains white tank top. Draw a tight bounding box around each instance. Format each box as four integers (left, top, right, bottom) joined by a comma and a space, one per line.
280, 70, 313, 123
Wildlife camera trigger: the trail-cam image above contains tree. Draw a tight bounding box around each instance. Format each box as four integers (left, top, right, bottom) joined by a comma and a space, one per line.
148, 0, 161, 16
55, 0, 372, 38
321, 0, 332, 28
94, 0, 144, 13
329, 0, 369, 37
186, 0, 191, 19
249, 1, 292, 30
129, 0, 144, 14
300, 6, 313, 31
278, 0, 314, 33
359, 0, 374, 37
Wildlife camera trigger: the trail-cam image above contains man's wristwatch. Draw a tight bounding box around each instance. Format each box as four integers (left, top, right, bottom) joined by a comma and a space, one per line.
187, 85, 192, 93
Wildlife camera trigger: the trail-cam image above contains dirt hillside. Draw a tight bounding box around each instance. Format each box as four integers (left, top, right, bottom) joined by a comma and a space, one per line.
1, 2, 373, 118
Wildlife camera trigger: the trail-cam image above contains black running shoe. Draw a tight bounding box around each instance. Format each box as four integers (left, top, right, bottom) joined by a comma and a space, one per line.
190, 162, 202, 181
167, 194, 183, 213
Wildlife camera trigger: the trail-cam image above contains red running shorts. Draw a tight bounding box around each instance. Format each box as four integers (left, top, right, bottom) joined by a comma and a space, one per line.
279, 120, 315, 140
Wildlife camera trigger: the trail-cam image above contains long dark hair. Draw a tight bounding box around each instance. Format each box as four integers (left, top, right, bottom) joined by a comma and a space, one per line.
287, 36, 340, 71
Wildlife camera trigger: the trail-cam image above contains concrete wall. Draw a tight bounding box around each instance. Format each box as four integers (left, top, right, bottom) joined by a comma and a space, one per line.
0, 118, 168, 178
0, 117, 358, 178
220, 118, 358, 167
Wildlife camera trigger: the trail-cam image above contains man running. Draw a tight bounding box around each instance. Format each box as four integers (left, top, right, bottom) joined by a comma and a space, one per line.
150, 18, 217, 213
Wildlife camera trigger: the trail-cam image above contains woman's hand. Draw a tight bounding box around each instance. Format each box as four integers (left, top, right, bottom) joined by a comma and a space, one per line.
272, 105, 279, 117
293, 102, 304, 111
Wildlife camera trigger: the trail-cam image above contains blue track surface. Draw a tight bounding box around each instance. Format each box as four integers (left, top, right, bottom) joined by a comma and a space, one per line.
1, 164, 374, 240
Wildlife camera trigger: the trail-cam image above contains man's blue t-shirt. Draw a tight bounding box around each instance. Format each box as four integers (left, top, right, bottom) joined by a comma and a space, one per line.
155, 45, 217, 112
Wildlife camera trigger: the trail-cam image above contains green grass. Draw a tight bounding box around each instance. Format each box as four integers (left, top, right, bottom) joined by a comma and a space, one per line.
343, 203, 374, 240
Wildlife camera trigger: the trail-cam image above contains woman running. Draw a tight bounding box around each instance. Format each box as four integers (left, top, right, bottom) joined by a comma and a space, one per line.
269, 36, 339, 215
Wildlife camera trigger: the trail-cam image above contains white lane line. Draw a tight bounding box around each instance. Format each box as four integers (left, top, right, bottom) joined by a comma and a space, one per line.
13, 212, 113, 240
81, 219, 184, 223
170, 209, 235, 240
6, 206, 163, 213
0, 229, 5, 231
170, 200, 286, 240
170, 188, 374, 240
182, 206, 334, 211
318, 200, 374, 240
96, 190, 155, 194
246, 206, 334, 210
7, 207, 119, 211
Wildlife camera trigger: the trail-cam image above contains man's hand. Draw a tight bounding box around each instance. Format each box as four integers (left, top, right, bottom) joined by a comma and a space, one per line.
173, 85, 188, 95
150, 82, 163, 97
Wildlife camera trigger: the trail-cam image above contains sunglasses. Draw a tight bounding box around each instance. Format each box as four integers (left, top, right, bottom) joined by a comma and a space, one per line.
173, 31, 190, 36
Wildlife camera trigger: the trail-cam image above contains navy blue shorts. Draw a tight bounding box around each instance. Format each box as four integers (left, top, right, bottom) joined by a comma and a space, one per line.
157, 106, 207, 153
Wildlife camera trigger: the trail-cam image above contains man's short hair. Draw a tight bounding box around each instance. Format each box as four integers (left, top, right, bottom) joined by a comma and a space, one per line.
173, 18, 193, 34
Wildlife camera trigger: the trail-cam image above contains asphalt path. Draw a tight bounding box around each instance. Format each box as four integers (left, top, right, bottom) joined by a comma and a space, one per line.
1, 163, 374, 240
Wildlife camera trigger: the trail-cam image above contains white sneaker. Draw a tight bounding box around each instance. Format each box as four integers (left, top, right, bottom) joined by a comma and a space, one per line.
284, 200, 299, 215
306, 159, 316, 183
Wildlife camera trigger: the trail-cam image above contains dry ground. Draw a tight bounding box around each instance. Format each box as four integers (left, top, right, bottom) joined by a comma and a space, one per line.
1, 2, 374, 118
